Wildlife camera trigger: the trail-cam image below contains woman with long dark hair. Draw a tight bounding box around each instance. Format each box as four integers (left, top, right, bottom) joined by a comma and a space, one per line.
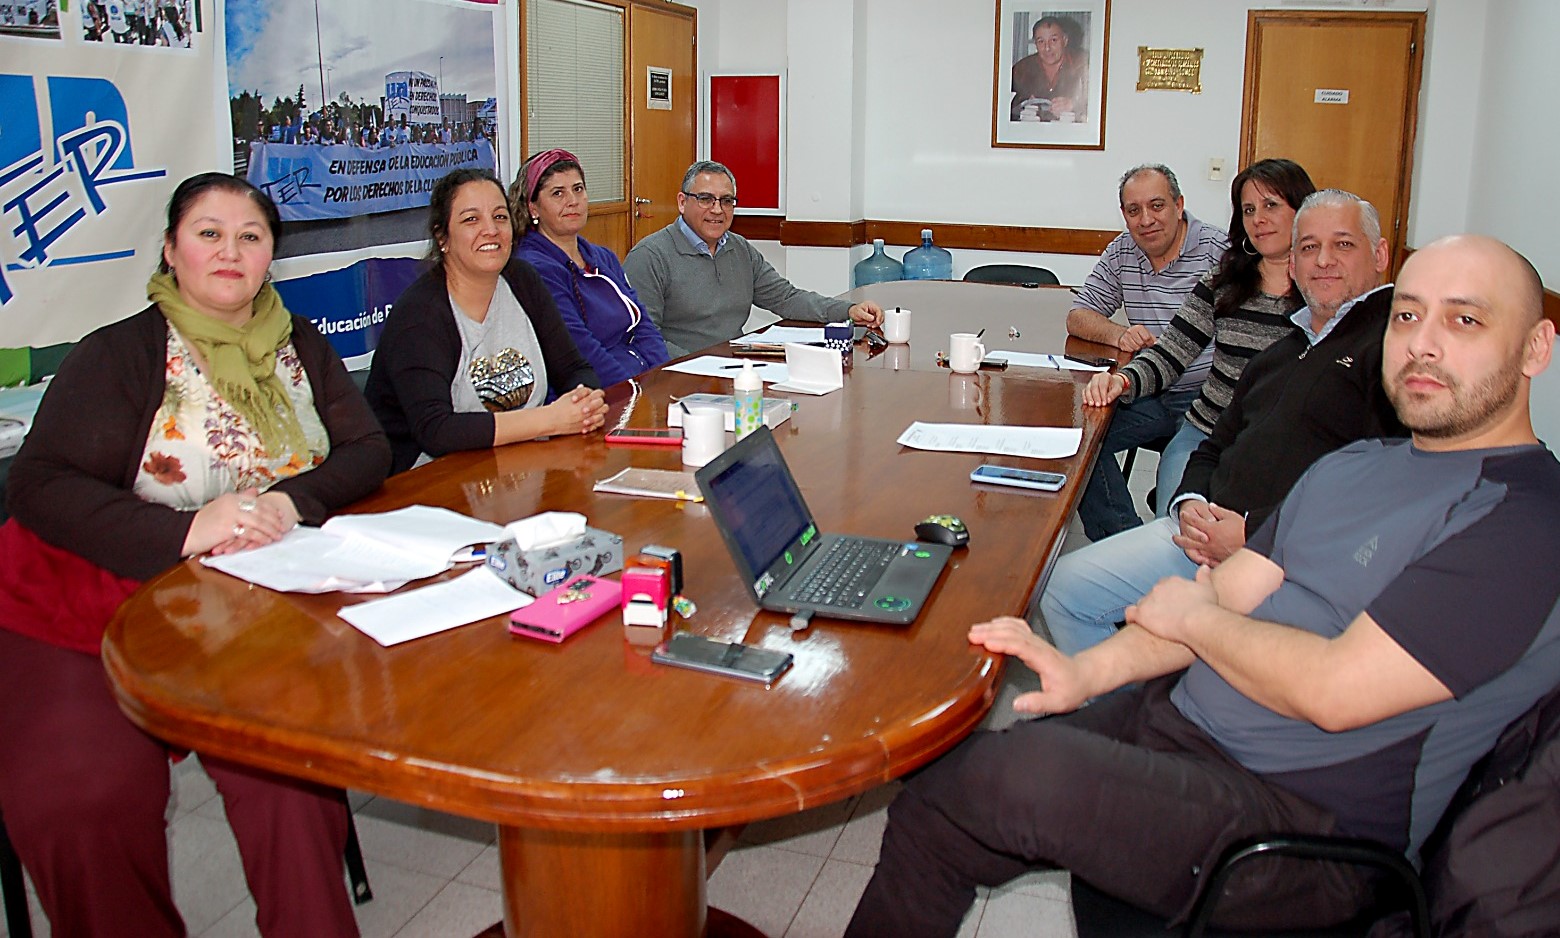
1083, 158, 1317, 515
365, 167, 607, 474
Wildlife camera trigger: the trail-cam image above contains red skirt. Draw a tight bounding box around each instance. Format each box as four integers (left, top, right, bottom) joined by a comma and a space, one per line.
0, 518, 142, 654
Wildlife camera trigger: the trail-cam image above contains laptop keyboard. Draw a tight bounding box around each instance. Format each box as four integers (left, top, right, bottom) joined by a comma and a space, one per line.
791, 538, 898, 608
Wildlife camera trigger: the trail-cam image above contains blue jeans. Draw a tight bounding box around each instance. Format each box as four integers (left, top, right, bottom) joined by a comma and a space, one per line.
1153, 419, 1209, 518
1077, 387, 1199, 541
1039, 517, 1197, 655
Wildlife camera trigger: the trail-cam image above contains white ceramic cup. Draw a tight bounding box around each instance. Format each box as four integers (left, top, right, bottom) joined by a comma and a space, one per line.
949, 333, 985, 373
681, 408, 727, 467
882, 307, 912, 344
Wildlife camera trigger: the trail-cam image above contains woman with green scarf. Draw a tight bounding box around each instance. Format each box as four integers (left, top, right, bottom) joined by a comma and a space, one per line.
0, 173, 390, 937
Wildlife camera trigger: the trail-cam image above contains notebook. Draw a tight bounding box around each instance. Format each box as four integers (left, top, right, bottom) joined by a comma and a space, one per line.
694, 426, 952, 625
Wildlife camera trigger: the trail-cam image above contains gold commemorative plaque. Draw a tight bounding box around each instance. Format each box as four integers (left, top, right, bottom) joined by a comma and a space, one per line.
1137, 47, 1203, 93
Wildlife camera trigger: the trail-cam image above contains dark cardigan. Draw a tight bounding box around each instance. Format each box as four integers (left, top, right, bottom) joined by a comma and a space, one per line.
1174, 286, 1408, 534
6, 305, 391, 582
365, 258, 601, 474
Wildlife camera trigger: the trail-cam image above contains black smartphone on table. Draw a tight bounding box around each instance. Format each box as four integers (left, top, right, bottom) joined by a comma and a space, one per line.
651, 633, 794, 686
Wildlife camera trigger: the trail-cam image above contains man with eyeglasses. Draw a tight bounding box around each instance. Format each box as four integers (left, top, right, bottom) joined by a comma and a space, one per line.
624, 160, 883, 358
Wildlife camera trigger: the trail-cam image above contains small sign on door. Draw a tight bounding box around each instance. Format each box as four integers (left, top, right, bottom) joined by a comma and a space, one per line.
648, 67, 672, 110
1314, 88, 1350, 105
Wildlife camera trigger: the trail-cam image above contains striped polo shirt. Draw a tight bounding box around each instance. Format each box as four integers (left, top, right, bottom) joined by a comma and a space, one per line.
1071, 211, 1229, 392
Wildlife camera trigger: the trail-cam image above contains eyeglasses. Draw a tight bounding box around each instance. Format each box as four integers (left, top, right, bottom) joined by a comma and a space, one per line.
682, 192, 738, 209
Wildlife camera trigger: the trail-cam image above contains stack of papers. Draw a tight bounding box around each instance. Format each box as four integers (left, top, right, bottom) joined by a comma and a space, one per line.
201, 505, 505, 593
984, 351, 1110, 371
731, 326, 829, 348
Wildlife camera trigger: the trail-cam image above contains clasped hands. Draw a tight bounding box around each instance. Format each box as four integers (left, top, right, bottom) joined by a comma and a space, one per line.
544, 384, 609, 436
1173, 499, 1245, 567
186, 488, 300, 558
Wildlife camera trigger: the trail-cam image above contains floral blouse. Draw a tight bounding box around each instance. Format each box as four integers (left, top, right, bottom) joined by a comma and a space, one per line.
133, 329, 331, 510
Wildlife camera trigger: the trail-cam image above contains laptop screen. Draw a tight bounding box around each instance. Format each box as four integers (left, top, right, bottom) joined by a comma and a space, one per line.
697, 429, 817, 596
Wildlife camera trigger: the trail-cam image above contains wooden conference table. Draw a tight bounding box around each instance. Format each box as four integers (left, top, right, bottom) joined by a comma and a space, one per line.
103, 281, 1120, 937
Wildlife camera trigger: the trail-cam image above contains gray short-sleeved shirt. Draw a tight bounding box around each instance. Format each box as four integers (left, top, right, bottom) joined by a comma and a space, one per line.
1172, 438, 1560, 858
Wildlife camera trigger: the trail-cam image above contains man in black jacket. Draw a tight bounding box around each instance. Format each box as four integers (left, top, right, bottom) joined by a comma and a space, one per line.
1040, 189, 1405, 654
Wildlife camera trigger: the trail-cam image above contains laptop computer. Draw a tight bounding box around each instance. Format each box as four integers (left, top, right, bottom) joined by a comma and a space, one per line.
694, 426, 952, 625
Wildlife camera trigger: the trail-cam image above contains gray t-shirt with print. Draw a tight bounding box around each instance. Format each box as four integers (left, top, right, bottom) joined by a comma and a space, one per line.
450, 278, 549, 415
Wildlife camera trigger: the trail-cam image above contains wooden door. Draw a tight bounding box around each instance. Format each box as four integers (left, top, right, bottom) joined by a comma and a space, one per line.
1240, 11, 1424, 266
629, 3, 696, 247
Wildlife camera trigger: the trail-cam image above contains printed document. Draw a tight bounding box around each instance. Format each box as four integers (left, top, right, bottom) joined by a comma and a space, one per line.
897, 422, 1082, 459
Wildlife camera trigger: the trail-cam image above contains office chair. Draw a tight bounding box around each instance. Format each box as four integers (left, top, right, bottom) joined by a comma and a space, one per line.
1120, 430, 1177, 514
962, 264, 1061, 288
0, 803, 372, 936
0, 810, 31, 938
1070, 681, 1560, 937
343, 797, 373, 905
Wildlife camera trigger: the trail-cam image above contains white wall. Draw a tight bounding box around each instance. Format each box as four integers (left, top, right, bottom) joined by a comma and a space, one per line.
1404, 0, 1487, 250
1465, 0, 1560, 287
708, 0, 1464, 287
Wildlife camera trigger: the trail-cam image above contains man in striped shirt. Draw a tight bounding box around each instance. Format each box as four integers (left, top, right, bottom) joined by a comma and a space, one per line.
1068, 164, 1228, 540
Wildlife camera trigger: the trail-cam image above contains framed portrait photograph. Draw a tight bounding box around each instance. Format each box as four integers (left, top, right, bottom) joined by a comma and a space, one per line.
991, 0, 1111, 150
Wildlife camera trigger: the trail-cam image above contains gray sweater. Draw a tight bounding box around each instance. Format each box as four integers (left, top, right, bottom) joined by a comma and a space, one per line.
622, 223, 852, 357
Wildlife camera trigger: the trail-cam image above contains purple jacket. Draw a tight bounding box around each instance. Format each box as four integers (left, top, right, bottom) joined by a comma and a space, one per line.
515, 231, 671, 386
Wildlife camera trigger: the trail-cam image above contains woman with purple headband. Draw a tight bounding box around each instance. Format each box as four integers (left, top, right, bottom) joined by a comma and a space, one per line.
511, 149, 670, 385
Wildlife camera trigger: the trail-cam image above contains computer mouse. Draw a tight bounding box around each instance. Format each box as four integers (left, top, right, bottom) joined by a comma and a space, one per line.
915, 514, 969, 548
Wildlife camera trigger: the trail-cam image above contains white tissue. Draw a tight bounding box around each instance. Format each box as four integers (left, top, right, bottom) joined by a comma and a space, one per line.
504, 511, 587, 551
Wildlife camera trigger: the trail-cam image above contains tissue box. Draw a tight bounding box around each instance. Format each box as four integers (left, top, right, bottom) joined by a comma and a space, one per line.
485, 527, 624, 595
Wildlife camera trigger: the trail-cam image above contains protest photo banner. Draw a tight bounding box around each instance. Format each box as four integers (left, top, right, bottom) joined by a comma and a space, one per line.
227, 0, 503, 258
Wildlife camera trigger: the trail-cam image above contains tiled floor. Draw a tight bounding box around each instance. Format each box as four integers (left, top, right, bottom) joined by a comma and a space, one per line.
1, 456, 1160, 938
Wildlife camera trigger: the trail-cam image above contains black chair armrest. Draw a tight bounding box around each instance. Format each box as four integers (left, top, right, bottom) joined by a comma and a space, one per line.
1186, 835, 1429, 938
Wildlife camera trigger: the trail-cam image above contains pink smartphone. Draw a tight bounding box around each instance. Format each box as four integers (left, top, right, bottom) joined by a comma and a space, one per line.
509, 575, 623, 643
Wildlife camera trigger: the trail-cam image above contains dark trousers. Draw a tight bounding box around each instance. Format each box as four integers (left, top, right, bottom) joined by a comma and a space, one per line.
1077, 388, 1197, 542
0, 628, 360, 938
845, 677, 1376, 937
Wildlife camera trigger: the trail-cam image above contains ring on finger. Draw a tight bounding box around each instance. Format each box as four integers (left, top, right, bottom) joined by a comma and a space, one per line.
233, 523, 245, 537
239, 498, 257, 513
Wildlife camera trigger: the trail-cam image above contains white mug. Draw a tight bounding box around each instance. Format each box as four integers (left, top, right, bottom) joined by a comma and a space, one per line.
882, 307, 912, 344
949, 333, 985, 373
681, 408, 726, 467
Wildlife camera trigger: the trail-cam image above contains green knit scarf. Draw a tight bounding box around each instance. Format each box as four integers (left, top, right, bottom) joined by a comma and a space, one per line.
148, 271, 308, 459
